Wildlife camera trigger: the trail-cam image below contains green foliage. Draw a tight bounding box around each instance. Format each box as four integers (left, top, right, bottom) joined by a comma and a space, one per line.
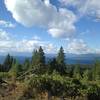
73, 64, 82, 80
23, 58, 30, 72
83, 69, 93, 81
93, 60, 100, 80
1, 47, 100, 100
0, 64, 4, 72
56, 46, 66, 74
0, 72, 10, 79
31, 46, 45, 67
66, 66, 74, 77
3, 54, 14, 71
9, 60, 22, 79
38, 46, 45, 66
31, 50, 39, 66
31, 46, 46, 75
27, 72, 82, 98
87, 84, 100, 94
56, 47, 65, 65
48, 58, 58, 73
82, 83, 100, 100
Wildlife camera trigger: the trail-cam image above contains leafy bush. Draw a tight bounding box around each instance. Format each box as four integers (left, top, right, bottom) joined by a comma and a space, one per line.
0, 72, 10, 79
25, 72, 83, 98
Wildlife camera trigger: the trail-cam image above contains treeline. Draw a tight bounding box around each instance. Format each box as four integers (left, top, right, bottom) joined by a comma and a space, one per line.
0, 46, 100, 100
0, 46, 67, 77
0, 46, 100, 81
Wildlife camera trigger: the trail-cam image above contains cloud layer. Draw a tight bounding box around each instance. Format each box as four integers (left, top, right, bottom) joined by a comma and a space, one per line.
0, 29, 100, 54
3, 0, 100, 54
0, 20, 15, 28
4, 0, 100, 39
5, 0, 77, 38
59, 0, 100, 20
0, 29, 57, 53
66, 39, 93, 54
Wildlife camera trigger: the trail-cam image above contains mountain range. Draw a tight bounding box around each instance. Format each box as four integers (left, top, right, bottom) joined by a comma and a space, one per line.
0, 53, 100, 64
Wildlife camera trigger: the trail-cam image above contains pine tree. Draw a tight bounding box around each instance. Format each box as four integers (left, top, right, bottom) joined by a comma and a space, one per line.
3, 54, 14, 71
32, 50, 39, 66
56, 46, 66, 74
38, 46, 45, 66
10, 59, 23, 76
48, 58, 58, 73
32, 47, 45, 67
31, 46, 46, 74
0, 64, 3, 72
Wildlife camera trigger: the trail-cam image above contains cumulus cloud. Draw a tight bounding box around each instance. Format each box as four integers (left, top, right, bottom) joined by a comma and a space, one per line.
43, 43, 57, 53
0, 29, 10, 40
0, 29, 100, 54
0, 20, 15, 28
0, 29, 57, 53
4, 0, 77, 38
66, 39, 93, 54
59, 0, 100, 20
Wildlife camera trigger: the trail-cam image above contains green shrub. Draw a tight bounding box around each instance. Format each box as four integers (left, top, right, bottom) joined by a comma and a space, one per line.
0, 72, 10, 79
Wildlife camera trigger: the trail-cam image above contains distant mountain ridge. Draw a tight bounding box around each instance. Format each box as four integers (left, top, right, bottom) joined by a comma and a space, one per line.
46, 53, 100, 64
0, 53, 100, 64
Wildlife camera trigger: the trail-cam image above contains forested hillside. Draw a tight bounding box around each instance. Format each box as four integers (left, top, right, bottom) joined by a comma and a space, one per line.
0, 46, 100, 100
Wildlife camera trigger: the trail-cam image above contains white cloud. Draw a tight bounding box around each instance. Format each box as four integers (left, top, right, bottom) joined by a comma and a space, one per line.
43, 43, 57, 53
59, 0, 83, 7
0, 20, 15, 28
0, 29, 100, 54
0, 29, 10, 40
59, 0, 100, 20
48, 8, 76, 38
32, 35, 41, 40
95, 49, 100, 54
5, 0, 77, 38
0, 29, 56, 53
66, 39, 93, 54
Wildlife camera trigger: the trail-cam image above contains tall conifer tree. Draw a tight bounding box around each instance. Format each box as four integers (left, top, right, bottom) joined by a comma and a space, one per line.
56, 46, 66, 74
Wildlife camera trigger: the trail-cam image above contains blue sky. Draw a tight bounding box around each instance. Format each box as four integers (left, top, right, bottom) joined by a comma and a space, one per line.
0, 0, 100, 55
